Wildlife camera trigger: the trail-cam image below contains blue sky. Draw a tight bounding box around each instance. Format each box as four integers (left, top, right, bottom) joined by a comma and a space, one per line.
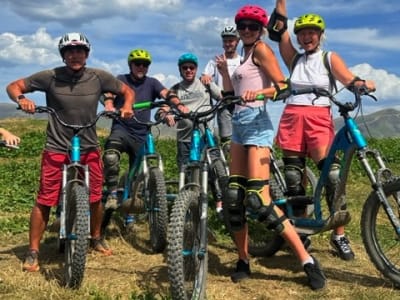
1, 0, 400, 128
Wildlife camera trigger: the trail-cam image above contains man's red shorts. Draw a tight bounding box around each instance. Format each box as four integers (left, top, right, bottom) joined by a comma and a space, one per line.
37, 149, 103, 207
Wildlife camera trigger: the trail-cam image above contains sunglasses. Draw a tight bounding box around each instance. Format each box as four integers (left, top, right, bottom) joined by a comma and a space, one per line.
237, 23, 261, 31
133, 61, 150, 67
181, 65, 196, 71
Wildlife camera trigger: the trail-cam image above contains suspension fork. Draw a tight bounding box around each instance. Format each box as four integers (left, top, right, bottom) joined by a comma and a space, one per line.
59, 164, 68, 239
358, 148, 400, 235
198, 160, 209, 259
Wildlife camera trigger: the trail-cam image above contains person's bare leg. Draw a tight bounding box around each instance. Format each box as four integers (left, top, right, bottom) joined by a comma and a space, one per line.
90, 201, 112, 256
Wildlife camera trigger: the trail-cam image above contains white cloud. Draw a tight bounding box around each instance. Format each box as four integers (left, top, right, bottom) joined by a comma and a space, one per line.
153, 73, 180, 89
0, 28, 59, 66
351, 64, 400, 101
328, 28, 400, 51
8, 0, 183, 25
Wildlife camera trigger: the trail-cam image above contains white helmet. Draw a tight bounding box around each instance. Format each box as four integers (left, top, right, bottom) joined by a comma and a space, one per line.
221, 26, 238, 38
58, 32, 91, 57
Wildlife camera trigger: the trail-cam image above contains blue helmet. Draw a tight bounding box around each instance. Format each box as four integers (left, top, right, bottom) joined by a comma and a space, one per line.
178, 53, 198, 66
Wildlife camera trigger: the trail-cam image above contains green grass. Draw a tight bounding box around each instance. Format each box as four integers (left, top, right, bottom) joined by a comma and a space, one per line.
1, 118, 400, 299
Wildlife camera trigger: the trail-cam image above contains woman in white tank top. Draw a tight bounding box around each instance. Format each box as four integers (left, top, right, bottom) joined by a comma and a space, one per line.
269, 0, 375, 262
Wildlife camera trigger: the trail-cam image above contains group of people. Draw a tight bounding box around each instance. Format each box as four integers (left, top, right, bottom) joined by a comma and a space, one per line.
4, 0, 376, 292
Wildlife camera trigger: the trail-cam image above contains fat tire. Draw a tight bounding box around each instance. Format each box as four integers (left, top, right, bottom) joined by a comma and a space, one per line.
167, 189, 207, 300
361, 177, 400, 287
147, 167, 168, 253
248, 162, 317, 257
64, 184, 89, 289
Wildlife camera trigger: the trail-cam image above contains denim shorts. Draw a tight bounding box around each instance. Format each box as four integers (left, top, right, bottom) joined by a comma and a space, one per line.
231, 105, 274, 147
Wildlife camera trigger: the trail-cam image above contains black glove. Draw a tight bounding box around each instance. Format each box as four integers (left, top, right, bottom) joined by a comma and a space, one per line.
154, 108, 166, 122
272, 79, 291, 101
267, 9, 288, 42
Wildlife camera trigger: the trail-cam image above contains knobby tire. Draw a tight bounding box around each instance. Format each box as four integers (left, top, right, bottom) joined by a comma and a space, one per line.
361, 177, 400, 287
147, 167, 168, 253
167, 189, 207, 300
64, 183, 89, 289
130, 168, 168, 253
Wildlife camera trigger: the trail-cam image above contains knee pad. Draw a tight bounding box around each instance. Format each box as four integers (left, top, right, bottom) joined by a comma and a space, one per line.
283, 156, 306, 196
328, 162, 340, 185
318, 158, 342, 209
103, 149, 121, 188
258, 202, 287, 233
224, 175, 246, 231
244, 179, 269, 212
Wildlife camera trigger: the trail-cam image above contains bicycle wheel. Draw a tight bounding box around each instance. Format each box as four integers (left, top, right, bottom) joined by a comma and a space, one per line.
130, 168, 168, 253
147, 167, 168, 253
361, 177, 400, 287
168, 189, 207, 300
64, 183, 89, 289
248, 162, 317, 257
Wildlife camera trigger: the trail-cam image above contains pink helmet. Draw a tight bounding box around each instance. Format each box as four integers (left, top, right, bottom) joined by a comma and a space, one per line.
235, 5, 269, 27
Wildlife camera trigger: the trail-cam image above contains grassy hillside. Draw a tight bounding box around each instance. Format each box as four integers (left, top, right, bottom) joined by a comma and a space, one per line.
1, 118, 400, 299
2, 102, 400, 138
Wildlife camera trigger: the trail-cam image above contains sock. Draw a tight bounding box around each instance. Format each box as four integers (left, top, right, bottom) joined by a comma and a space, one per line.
302, 256, 314, 266
332, 234, 345, 241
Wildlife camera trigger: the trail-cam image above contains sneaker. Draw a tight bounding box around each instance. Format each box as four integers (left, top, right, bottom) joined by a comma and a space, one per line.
330, 235, 355, 261
104, 193, 118, 210
231, 259, 251, 283
303, 256, 326, 290
22, 250, 40, 272
90, 237, 113, 256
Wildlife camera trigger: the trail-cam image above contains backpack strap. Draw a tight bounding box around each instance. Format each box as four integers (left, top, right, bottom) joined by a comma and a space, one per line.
322, 51, 338, 92
198, 80, 213, 106
289, 53, 302, 75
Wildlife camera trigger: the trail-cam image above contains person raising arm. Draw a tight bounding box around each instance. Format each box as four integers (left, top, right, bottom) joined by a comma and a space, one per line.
268, 0, 375, 261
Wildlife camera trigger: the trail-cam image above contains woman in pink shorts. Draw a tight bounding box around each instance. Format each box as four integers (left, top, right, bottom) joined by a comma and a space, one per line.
269, 0, 376, 261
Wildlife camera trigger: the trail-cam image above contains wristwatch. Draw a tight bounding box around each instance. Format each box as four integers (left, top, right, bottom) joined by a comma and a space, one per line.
16, 94, 25, 103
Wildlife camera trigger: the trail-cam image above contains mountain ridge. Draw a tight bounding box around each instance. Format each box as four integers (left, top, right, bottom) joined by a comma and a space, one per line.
1, 102, 399, 139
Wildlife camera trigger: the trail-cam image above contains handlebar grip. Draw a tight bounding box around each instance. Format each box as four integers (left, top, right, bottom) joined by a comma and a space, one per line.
255, 94, 265, 100
133, 101, 152, 110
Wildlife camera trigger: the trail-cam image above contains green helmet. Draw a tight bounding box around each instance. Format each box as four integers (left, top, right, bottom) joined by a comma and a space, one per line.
178, 53, 198, 66
127, 49, 152, 65
294, 13, 325, 34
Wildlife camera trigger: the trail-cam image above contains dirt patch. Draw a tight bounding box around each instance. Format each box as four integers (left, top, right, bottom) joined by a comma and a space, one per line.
0, 220, 397, 300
